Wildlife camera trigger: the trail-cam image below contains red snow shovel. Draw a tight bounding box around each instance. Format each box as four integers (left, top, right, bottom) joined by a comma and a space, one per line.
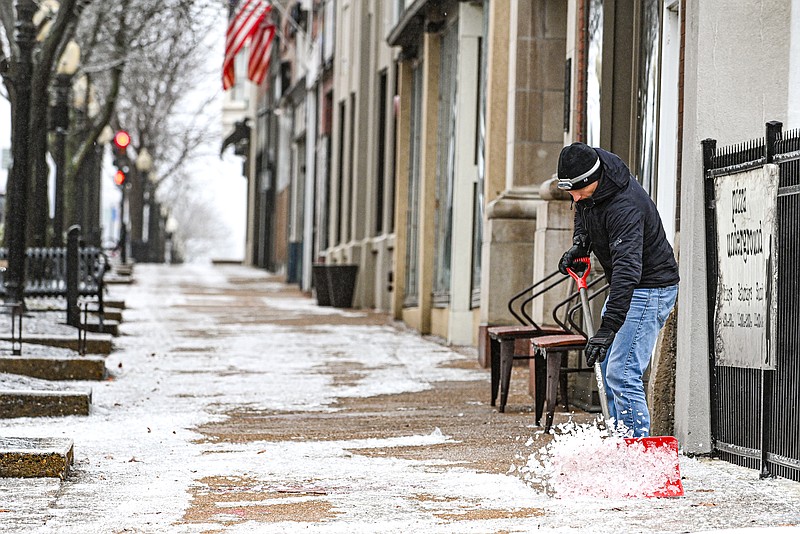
567, 257, 684, 498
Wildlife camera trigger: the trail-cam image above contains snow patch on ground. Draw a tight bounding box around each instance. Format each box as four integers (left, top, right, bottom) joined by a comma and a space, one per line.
263, 297, 367, 317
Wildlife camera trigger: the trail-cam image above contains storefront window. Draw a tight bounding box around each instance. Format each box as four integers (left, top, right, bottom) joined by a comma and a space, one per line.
404, 63, 423, 306
586, 0, 603, 147
636, 0, 661, 196
433, 21, 459, 305
471, 3, 489, 308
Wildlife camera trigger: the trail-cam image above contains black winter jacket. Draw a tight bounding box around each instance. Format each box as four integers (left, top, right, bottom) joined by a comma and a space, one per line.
574, 148, 680, 333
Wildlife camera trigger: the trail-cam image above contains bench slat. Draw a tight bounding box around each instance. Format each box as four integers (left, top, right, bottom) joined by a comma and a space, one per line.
530, 334, 587, 349
487, 326, 564, 339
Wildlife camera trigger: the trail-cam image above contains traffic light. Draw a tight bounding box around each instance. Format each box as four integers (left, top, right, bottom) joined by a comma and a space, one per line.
112, 130, 131, 171
111, 129, 131, 187
113, 130, 130, 153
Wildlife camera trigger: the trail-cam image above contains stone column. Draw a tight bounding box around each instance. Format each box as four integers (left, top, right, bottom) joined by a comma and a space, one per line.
411, 29, 442, 334
390, 59, 414, 321
478, 188, 539, 367
477, 0, 567, 366
532, 179, 573, 325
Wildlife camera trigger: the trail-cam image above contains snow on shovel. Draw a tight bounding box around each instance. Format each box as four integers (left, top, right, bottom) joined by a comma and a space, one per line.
566, 257, 684, 498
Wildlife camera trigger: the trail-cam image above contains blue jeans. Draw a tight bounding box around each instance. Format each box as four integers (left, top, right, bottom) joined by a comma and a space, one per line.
600, 284, 678, 437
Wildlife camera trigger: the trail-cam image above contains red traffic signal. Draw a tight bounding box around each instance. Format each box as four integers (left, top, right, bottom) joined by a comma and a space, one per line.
113, 130, 131, 152
114, 169, 126, 186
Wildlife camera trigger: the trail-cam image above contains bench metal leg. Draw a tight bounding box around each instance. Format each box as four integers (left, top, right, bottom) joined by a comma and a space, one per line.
544, 349, 563, 432
11, 303, 22, 356
490, 338, 500, 406
498, 339, 515, 413
533, 352, 546, 425
560, 356, 569, 409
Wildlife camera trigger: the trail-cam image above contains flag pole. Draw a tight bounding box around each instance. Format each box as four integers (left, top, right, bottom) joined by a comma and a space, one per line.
266, 0, 309, 43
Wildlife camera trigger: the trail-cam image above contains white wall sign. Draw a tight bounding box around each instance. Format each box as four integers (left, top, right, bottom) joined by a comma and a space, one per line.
714, 164, 779, 369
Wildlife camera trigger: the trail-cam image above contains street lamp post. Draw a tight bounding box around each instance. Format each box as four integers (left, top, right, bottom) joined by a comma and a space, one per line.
135, 148, 153, 261
5, 0, 37, 305
165, 215, 178, 264
52, 41, 80, 247
93, 126, 116, 247
119, 184, 128, 264
147, 174, 160, 261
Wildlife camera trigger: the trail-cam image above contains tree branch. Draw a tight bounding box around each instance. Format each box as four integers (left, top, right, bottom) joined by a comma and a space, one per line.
0, 1, 17, 58
66, 6, 128, 183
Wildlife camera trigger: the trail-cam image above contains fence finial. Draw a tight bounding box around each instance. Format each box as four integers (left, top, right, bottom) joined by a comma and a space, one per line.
766, 121, 783, 164
702, 138, 717, 175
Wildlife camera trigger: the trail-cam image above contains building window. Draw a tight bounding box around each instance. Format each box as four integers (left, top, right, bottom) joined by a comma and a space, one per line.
389, 63, 399, 234
472, 6, 490, 308
375, 70, 389, 236
319, 91, 334, 252
586, 0, 603, 147
635, 0, 661, 196
433, 20, 459, 307
394, 0, 405, 26
404, 62, 423, 307
336, 101, 346, 245
323, 0, 335, 63
232, 52, 250, 106
347, 93, 356, 242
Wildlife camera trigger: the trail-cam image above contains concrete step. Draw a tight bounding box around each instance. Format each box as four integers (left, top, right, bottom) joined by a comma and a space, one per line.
0, 437, 74, 479
81, 320, 119, 336
105, 299, 125, 310
114, 264, 134, 276
105, 276, 133, 285
97, 310, 123, 322
0, 389, 92, 418
0, 334, 113, 355
0, 355, 106, 381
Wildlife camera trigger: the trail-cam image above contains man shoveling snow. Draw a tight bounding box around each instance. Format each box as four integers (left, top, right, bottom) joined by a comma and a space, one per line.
557, 142, 680, 438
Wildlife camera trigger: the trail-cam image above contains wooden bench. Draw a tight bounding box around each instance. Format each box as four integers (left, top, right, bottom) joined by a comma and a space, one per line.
530, 281, 609, 431
488, 269, 608, 424
488, 270, 571, 413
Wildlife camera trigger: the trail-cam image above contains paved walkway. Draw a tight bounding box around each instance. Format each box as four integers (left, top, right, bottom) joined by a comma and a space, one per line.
1, 264, 800, 533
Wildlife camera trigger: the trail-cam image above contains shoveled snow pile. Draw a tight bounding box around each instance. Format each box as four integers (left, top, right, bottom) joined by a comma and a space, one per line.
516, 419, 682, 499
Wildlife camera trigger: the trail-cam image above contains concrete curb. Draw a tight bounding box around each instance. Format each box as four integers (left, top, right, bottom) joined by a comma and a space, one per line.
0, 437, 74, 479
0, 389, 92, 418
82, 320, 120, 337
0, 355, 107, 381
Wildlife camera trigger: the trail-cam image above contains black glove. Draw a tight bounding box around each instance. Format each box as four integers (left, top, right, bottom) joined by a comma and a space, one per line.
558, 235, 590, 275
585, 325, 616, 367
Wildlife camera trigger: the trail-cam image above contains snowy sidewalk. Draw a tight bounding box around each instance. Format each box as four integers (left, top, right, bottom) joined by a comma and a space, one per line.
1, 263, 799, 533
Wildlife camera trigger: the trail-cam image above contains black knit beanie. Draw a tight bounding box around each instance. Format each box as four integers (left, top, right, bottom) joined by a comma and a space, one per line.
557, 142, 602, 191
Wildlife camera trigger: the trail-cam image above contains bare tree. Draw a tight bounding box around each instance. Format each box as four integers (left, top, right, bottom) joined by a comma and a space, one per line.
0, 0, 94, 246
1, 0, 226, 251
113, 1, 219, 246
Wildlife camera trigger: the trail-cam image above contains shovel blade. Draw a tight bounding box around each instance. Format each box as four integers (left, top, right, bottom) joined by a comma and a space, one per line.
622, 436, 684, 498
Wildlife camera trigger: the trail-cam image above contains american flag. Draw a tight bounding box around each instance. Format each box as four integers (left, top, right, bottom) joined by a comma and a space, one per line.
223, 0, 273, 90
247, 17, 276, 86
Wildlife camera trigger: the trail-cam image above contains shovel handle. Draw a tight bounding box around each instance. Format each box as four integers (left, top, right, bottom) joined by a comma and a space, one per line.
566, 257, 591, 290
568, 257, 613, 427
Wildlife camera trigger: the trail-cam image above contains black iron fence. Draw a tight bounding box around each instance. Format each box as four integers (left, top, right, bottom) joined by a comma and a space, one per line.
703, 121, 800, 481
